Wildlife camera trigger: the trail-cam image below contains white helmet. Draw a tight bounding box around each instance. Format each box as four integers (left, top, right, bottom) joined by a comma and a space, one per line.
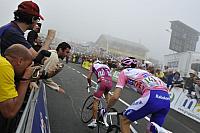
93, 59, 102, 64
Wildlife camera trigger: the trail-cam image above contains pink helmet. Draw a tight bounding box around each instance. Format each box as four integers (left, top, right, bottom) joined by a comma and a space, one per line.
121, 57, 138, 68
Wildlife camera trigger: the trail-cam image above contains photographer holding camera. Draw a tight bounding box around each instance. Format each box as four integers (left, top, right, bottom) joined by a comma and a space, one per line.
0, 44, 34, 132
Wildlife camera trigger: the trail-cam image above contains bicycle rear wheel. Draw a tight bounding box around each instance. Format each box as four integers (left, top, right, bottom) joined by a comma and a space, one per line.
81, 95, 94, 123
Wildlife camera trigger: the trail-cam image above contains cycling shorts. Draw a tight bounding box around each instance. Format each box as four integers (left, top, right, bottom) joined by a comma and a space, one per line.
94, 77, 112, 99
123, 90, 170, 132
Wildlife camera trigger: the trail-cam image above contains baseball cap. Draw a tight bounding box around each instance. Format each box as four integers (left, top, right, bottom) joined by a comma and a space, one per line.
17, 1, 44, 20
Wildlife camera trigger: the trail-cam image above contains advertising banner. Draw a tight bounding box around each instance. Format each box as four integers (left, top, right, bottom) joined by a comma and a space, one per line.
32, 84, 50, 133
173, 90, 200, 122
169, 87, 183, 108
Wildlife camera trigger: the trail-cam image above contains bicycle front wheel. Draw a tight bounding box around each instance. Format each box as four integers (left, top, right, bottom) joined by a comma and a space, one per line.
81, 95, 94, 123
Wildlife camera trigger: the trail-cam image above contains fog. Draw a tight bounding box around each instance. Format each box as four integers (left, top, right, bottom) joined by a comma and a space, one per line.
1, 0, 200, 62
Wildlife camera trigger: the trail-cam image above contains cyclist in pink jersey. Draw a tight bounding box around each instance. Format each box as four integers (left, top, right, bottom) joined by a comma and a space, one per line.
87, 59, 113, 128
106, 57, 170, 133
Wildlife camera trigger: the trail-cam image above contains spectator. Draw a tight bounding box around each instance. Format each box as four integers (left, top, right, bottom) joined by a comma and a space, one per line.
27, 23, 42, 51
77, 56, 82, 64
195, 78, 200, 103
172, 71, 183, 88
146, 66, 155, 75
155, 68, 165, 81
0, 44, 33, 132
166, 69, 174, 89
41, 42, 71, 93
0, 1, 55, 58
27, 24, 40, 46
185, 70, 197, 98
107, 58, 112, 68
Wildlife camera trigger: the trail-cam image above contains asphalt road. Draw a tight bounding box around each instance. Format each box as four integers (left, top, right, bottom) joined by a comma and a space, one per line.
46, 63, 200, 133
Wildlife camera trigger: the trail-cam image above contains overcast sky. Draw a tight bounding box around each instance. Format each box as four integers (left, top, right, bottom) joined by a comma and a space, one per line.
1, 0, 200, 62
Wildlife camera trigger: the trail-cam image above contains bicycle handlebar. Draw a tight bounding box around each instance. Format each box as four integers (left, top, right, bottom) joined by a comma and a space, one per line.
86, 86, 97, 93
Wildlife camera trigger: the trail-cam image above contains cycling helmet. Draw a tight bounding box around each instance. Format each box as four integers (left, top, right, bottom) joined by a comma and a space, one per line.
93, 59, 102, 64
121, 57, 137, 68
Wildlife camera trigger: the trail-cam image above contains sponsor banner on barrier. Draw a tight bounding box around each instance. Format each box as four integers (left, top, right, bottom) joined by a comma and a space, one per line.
173, 90, 200, 122
169, 87, 183, 108
32, 84, 50, 133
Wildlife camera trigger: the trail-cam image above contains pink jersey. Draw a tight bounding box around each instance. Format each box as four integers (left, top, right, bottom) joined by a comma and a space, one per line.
116, 68, 168, 95
89, 64, 112, 81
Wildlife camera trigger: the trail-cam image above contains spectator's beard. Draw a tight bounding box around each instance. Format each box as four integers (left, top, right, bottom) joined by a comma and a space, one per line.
58, 55, 64, 60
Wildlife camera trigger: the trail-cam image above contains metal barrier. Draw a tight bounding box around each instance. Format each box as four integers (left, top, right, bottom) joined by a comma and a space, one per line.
16, 82, 50, 133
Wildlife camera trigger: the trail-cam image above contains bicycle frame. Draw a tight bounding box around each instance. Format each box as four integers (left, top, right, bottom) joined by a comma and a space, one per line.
96, 108, 121, 133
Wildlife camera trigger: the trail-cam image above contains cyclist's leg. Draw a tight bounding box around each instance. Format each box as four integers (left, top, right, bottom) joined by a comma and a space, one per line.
104, 79, 112, 104
92, 98, 100, 120
148, 108, 169, 133
148, 103, 170, 133
92, 82, 106, 119
122, 92, 152, 133
120, 115, 132, 133
104, 90, 110, 104
147, 90, 170, 133
88, 83, 104, 127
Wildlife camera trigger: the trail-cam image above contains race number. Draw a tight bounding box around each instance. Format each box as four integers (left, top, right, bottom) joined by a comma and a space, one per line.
142, 76, 162, 87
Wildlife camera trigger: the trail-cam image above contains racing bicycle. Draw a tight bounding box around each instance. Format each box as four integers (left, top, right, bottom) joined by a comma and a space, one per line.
80, 85, 120, 133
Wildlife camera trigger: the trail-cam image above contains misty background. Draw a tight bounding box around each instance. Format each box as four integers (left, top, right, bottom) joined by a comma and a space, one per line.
0, 0, 200, 62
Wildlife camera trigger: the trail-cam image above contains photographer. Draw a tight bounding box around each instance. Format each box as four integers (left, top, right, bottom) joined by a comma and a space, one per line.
0, 44, 33, 132
27, 23, 42, 52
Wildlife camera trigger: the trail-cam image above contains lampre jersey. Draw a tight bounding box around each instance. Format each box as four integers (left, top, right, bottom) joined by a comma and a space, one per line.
89, 63, 112, 81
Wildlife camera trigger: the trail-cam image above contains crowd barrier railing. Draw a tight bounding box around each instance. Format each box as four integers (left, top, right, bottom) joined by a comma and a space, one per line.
16, 82, 50, 133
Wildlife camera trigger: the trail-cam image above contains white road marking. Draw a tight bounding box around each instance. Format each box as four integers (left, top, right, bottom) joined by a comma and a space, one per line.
77, 71, 81, 73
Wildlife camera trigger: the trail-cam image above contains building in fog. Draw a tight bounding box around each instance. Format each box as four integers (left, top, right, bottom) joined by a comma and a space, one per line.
95, 34, 149, 60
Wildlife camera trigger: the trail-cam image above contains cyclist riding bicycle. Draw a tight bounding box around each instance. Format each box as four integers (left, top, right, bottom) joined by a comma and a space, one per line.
106, 57, 170, 133
87, 59, 113, 128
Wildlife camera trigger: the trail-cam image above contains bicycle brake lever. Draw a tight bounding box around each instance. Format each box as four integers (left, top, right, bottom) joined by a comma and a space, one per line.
87, 86, 91, 93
